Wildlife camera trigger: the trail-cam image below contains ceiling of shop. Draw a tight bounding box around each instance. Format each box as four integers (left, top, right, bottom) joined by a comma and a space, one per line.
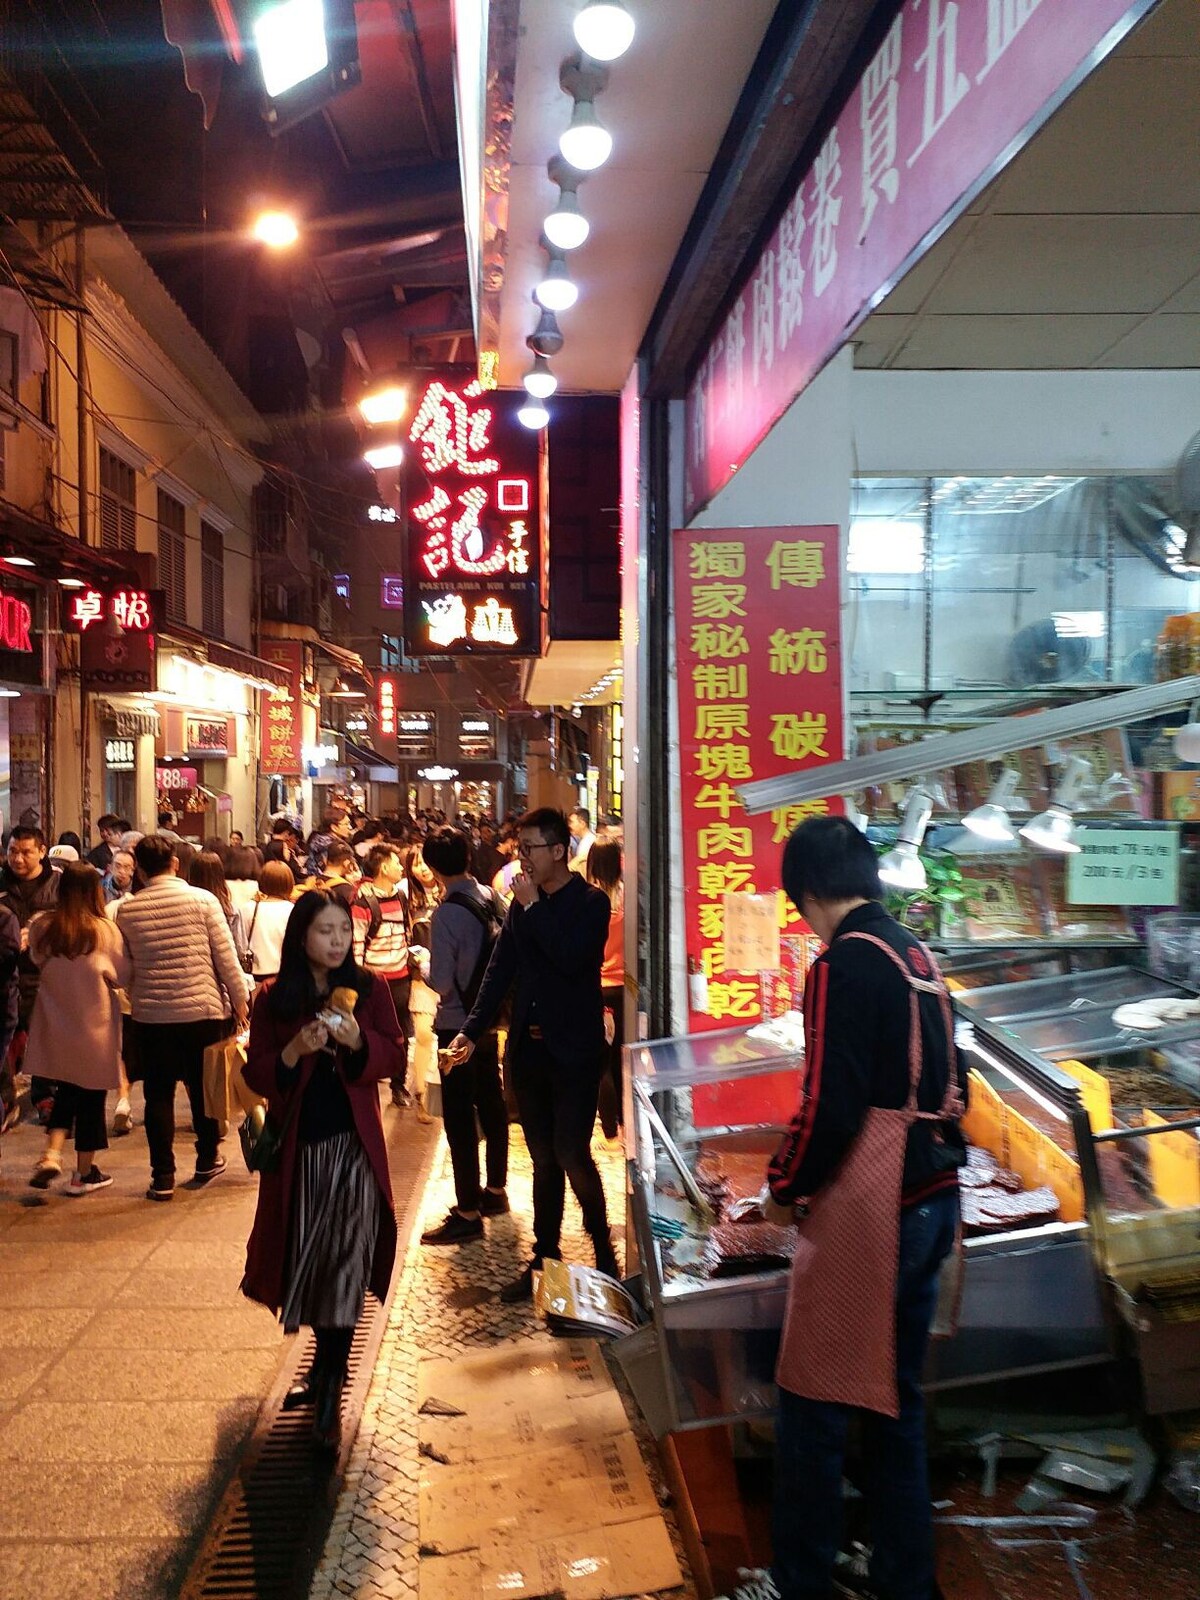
854, 0, 1200, 372
495, 0, 778, 392
524, 639, 622, 711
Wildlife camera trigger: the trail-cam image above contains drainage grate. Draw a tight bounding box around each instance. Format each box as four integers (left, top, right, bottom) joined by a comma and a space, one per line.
180, 1116, 439, 1600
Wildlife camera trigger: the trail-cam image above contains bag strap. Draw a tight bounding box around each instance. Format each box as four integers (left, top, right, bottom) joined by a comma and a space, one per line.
442, 890, 498, 1007
838, 930, 960, 1118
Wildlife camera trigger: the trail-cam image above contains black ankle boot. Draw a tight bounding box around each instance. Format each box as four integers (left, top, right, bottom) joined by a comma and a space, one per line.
312, 1366, 345, 1448
281, 1366, 321, 1410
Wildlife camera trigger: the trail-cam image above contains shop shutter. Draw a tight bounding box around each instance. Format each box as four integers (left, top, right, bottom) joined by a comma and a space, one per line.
201, 521, 225, 637
99, 447, 137, 552
157, 487, 187, 622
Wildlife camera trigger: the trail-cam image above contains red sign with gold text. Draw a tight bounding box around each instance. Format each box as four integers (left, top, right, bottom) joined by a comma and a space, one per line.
675, 526, 843, 1125
684, 0, 1154, 516
259, 640, 304, 775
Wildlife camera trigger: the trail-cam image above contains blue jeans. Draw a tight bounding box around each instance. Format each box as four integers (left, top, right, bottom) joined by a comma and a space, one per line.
771, 1187, 959, 1600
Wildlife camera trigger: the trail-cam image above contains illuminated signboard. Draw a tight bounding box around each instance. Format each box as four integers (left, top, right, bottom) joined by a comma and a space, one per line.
378, 675, 397, 738
395, 711, 436, 761
368, 504, 397, 522
401, 374, 541, 658
104, 737, 136, 770
380, 575, 403, 610
63, 588, 163, 633
458, 713, 496, 762
186, 716, 231, 757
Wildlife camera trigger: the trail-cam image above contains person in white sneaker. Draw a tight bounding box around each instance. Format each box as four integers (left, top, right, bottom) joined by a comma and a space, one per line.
26, 863, 132, 1195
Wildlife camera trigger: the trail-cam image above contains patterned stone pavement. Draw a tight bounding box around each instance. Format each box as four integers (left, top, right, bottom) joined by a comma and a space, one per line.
309, 1128, 699, 1600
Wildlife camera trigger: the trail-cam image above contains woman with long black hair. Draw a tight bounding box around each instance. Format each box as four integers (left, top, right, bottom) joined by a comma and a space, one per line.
241, 889, 404, 1447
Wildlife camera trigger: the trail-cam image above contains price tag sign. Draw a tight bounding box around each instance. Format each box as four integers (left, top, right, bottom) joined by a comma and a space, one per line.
1067, 826, 1180, 907
722, 893, 782, 974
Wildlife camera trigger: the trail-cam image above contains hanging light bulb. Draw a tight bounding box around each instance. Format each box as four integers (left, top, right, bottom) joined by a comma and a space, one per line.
878, 790, 934, 892
517, 399, 550, 430
544, 185, 589, 251
522, 356, 558, 400
534, 251, 578, 312
573, 0, 636, 61
560, 97, 613, 171
1019, 755, 1092, 855
961, 768, 1024, 844
527, 305, 564, 357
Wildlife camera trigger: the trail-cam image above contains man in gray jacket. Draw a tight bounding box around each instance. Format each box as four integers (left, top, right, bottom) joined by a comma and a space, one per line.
418, 826, 509, 1245
117, 834, 249, 1200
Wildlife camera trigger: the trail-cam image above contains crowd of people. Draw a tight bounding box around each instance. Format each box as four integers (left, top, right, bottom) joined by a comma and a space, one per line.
0, 797, 626, 1447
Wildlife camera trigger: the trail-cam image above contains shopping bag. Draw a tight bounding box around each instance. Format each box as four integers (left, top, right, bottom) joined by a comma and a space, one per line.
201, 1034, 242, 1126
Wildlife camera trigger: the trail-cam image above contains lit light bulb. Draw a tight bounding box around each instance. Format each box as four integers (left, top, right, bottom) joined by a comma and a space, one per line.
559, 99, 612, 171
534, 256, 578, 312
358, 384, 408, 425
252, 210, 299, 249
363, 442, 404, 470
523, 357, 558, 400
573, 0, 635, 61
543, 189, 589, 251
517, 400, 550, 430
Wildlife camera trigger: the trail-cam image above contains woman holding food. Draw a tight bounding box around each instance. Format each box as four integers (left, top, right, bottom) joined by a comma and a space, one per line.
241, 888, 405, 1447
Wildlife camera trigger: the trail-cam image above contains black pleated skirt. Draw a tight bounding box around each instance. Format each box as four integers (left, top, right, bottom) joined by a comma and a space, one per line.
281, 1130, 380, 1333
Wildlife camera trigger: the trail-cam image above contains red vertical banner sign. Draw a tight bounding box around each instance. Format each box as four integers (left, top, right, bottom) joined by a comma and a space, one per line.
675, 526, 843, 1123
259, 640, 304, 775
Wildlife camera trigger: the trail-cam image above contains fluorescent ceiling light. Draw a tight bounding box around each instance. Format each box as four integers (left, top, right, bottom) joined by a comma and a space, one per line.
573, 0, 636, 61
1052, 611, 1105, 640
364, 442, 404, 470
846, 519, 924, 575
2, 555, 35, 568
253, 0, 329, 99
57, 577, 87, 588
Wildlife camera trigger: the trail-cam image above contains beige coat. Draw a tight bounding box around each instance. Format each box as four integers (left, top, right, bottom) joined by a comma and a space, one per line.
24, 917, 133, 1091
115, 875, 249, 1023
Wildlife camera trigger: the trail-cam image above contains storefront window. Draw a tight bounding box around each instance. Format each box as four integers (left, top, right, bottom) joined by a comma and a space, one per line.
850, 475, 1200, 698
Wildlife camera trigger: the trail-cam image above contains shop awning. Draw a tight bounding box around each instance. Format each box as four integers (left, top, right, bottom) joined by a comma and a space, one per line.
0, 502, 142, 584
317, 640, 374, 690
207, 639, 291, 690
343, 734, 397, 777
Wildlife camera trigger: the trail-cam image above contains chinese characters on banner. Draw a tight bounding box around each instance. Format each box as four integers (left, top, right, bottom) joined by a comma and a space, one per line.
62, 587, 162, 633
675, 526, 843, 1119
259, 640, 304, 775
684, 0, 1153, 516
401, 375, 542, 656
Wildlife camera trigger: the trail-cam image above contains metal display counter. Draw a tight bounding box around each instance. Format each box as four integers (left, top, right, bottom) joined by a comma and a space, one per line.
626, 958, 1200, 1430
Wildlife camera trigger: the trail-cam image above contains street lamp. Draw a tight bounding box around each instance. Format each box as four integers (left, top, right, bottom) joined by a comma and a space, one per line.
357, 383, 408, 425
252, 209, 299, 248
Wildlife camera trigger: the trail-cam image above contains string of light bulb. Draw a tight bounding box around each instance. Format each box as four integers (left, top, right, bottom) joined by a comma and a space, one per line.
520, 1, 636, 431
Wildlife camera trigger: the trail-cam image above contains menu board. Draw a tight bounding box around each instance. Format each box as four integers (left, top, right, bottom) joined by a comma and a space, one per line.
674, 525, 843, 1124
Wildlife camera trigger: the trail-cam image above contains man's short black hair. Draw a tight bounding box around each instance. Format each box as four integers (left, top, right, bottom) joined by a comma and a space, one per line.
781, 816, 883, 909
270, 817, 292, 837
324, 841, 358, 873
97, 813, 121, 831
569, 806, 590, 828
9, 825, 45, 848
518, 806, 570, 852
363, 842, 400, 879
157, 810, 175, 827
421, 826, 469, 878
135, 833, 177, 880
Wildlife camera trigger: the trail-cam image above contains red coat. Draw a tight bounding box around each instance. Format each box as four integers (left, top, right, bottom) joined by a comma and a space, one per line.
241, 976, 404, 1315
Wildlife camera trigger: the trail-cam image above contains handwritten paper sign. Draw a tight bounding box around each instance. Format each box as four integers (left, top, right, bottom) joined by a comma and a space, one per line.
1067, 827, 1180, 907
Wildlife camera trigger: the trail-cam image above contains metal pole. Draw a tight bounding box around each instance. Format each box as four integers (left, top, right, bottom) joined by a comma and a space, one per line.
75, 226, 91, 844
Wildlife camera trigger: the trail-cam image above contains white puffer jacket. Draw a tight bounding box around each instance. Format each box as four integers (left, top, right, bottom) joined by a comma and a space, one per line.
116, 875, 249, 1024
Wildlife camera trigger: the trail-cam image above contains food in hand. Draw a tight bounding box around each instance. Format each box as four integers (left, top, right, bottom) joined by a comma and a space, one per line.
318, 986, 359, 1028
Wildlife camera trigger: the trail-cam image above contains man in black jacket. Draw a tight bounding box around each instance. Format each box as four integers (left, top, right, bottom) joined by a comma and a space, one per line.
444, 806, 615, 1301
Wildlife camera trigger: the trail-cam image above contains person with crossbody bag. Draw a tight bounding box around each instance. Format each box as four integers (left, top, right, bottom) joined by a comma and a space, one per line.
416, 826, 510, 1245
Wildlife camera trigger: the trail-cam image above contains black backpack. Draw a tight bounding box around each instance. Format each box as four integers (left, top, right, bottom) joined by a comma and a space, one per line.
442, 888, 506, 1015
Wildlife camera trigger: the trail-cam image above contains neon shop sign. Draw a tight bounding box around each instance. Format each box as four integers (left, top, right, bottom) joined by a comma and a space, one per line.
65, 587, 158, 633
401, 375, 540, 657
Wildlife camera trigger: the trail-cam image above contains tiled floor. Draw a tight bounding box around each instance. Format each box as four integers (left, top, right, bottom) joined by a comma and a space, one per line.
309, 1127, 698, 1600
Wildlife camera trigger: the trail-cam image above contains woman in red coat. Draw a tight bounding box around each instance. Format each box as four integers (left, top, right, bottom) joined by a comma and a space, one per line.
242, 888, 404, 1446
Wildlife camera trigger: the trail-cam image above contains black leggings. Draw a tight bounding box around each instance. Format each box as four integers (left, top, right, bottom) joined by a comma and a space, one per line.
47, 1081, 108, 1152
313, 1325, 354, 1379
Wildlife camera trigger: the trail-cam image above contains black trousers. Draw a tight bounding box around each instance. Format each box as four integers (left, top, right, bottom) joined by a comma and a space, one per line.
133, 1017, 228, 1184
387, 976, 412, 1091
510, 1032, 608, 1264
47, 1081, 108, 1152
436, 1027, 508, 1212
